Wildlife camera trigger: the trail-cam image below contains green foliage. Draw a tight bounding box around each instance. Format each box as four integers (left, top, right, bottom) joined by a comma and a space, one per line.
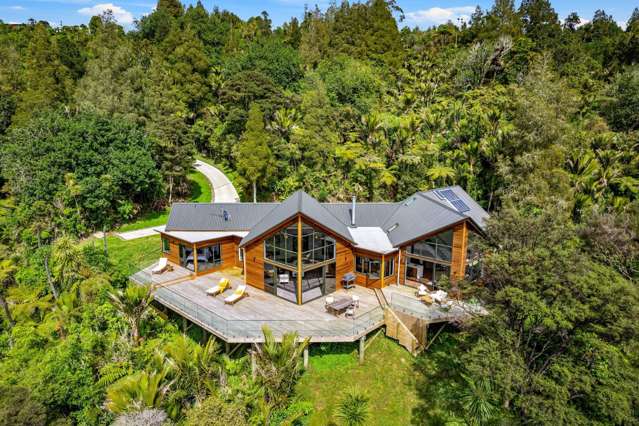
184, 393, 248, 426
0, 1, 638, 424
235, 103, 275, 202
1, 111, 161, 233
0, 385, 47, 426
253, 325, 309, 408
603, 66, 639, 132
334, 388, 370, 426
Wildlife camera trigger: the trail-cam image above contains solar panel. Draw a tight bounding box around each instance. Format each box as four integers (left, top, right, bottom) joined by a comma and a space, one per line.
450, 199, 471, 213
437, 189, 471, 213
438, 189, 460, 201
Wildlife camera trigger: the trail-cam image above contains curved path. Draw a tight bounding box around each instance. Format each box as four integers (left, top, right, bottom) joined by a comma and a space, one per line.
194, 159, 240, 203
116, 160, 239, 240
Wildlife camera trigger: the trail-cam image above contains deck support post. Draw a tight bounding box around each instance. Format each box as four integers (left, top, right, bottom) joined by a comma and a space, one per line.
251, 349, 256, 378
225, 341, 230, 354
359, 336, 366, 364
303, 346, 309, 369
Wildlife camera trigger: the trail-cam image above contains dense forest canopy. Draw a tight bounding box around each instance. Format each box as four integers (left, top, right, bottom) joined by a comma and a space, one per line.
0, 0, 638, 424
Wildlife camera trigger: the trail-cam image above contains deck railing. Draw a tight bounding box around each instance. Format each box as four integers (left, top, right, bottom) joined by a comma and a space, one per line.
388, 292, 483, 323
131, 268, 384, 341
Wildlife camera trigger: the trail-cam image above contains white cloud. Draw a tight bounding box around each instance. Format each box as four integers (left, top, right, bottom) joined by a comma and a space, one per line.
9, 5, 25, 10
405, 6, 475, 27
78, 3, 134, 24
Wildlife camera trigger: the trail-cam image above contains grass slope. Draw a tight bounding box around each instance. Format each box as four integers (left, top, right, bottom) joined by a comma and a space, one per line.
117, 170, 212, 232
296, 335, 419, 425
84, 234, 161, 276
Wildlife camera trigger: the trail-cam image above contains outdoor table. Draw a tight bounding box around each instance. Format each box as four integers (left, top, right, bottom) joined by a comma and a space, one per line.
326, 297, 353, 316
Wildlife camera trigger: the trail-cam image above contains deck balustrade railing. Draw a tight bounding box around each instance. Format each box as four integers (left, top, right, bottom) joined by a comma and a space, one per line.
389, 292, 483, 323
131, 268, 384, 341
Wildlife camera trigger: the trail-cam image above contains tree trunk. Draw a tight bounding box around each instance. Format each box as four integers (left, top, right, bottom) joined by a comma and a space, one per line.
253, 181, 257, 203
44, 255, 59, 300
0, 294, 15, 330
168, 175, 174, 204
103, 226, 108, 258
131, 320, 140, 346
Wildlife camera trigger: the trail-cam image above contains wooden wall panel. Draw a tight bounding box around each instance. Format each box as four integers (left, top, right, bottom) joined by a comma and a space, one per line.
160, 233, 182, 266
244, 240, 265, 290
335, 240, 354, 290
194, 237, 240, 276
398, 248, 407, 285
451, 221, 468, 282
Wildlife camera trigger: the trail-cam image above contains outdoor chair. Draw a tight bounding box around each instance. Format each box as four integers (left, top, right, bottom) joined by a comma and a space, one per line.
224, 284, 248, 305
206, 278, 231, 296
152, 258, 170, 274
417, 284, 428, 297
351, 294, 360, 308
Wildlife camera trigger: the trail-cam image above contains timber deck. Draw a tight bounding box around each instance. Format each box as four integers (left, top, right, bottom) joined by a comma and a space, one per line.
130, 264, 483, 343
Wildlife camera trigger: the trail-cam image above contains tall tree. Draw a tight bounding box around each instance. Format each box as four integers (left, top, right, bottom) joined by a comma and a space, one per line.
13, 23, 70, 125
235, 103, 275, 202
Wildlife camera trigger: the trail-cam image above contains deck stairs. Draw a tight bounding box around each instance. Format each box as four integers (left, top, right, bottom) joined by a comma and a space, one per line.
374, 288, 424, 355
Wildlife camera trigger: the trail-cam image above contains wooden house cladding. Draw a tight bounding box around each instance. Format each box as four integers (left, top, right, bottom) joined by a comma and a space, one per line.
353, 249, 399, 289
160, 233, 242, 277
159, 188, 488, 303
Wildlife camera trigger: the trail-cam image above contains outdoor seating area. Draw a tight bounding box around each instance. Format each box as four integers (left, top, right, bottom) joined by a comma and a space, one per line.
130, 264, 484, 343
325, 293, 361, 317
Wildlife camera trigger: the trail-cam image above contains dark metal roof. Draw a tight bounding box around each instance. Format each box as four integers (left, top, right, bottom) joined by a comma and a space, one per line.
381, 193, 467, 246
321, 203, 399, 227
165, 186, 489, 249
421, 185, 489, 231
165, 203, 278, 231
239, 191, 354, 247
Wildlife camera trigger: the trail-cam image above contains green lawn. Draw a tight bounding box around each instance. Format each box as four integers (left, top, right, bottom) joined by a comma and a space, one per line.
84, 234, 161, 276
117, 170, 212, 233
296, 334, 419, 425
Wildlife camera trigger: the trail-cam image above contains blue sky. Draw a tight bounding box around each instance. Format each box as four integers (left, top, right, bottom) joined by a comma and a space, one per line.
0, 0, 636, 29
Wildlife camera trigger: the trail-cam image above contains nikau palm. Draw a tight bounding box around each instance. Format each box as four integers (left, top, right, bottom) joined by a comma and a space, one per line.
108, 284, 154, 346
252, 325, 309, 407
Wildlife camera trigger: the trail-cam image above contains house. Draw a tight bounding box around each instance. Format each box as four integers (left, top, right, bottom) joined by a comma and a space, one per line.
157, 186, 488, 306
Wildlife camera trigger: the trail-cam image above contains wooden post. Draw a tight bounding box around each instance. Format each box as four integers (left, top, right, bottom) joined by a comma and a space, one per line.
297, 216, 303, 305
303, 346, 309, 369
396, 250, 401, 286
359, 336, 365, 364
193, 243, 198, 275
450, 221, 468, 297
225, 341, 230, 354
380, 254, 385, 288
243, 248, 247, 284
251, 349, 256, 378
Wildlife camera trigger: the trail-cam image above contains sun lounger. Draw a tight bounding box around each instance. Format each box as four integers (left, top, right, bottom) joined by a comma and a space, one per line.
224, 284, 248, 305
151, 258, 169, 274
206, 278, 231, 296
431, 290, 448, 304
420, 294, 433, 305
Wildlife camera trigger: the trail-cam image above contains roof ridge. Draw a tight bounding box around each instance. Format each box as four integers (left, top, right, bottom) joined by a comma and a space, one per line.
380, 194, 417, 230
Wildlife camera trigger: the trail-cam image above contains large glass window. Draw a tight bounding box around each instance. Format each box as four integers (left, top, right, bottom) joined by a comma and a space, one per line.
301, 225, 336, 266
196, 244, 222, 272
264, 225, 298, 267
356, 256, 380, 279
385, 257, 395, 277
407, 229, 453, 262
162, 238, 170, 253
264, 223, 336, 268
